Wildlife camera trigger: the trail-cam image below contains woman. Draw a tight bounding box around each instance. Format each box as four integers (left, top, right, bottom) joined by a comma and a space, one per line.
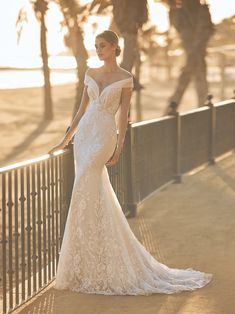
48, 30, 212, 295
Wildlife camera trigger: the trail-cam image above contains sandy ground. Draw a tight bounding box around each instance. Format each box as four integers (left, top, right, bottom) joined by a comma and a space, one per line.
0, 84, 75, 167
12, 151, 235, 314
0, 66, 234, 168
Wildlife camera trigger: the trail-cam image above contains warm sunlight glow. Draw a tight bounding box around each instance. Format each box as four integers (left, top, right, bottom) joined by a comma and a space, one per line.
208, 0, 235, 23
46, 2, 65, 54
83, 15, 112, 68
0, 0, 235, 87
87, 56, 103, 68
1, 0, 235, 65
0, 69, 77, 89
50, 150, 64, 156
83, 15, 111, 50
174, 295, 216, 314
148, 0, 169, 32
79, 0, 91, 5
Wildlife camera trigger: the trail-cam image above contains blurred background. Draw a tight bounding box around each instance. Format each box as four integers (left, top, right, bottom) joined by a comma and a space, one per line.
0, 0, 235, 166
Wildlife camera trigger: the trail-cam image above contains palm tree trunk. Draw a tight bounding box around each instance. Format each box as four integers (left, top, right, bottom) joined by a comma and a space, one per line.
40, 13, 53, 120
167, 1, 214, 109
121, 32, 138, 72
69, 24, 88, 118
112, 0, 148, 75
58, 0, 88, 119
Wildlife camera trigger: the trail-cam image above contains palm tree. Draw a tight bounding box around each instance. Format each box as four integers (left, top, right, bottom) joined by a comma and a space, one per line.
163, 0, 215, 114
209, 15, 235, 47
56, 0, 89, 118
89, 0, 148, 85
32, 0, 53, 120
112, 0, 148, 73
17, 1, 53, 120
89, 0, 148, 120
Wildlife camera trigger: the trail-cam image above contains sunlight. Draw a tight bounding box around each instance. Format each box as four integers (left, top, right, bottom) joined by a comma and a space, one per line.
79, 0, 91, 5
50, 150, 64, 156
177, 294, 216, 314
46, 2, 65, 55
0, 0, 235, 88
0, 69, 77, 89
87, 56, 103, 68
21, 1, 65, 56
155, 294, 217, 314
1, 0, 234, 65
83, 15, 111, 50
83, 14, 112, 68
148, 0, 169, 32
14, 2, 40, 57
208, 0, 235, 23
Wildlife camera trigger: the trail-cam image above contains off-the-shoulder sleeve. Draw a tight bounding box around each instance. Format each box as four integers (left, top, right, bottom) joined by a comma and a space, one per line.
123, 76, 134, 89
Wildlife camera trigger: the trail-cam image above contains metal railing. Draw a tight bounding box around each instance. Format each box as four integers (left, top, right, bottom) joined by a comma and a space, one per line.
0, 137, 130, 313
0, 150, 74, 314
126, 96, 235, 213
0, 96, 235, 313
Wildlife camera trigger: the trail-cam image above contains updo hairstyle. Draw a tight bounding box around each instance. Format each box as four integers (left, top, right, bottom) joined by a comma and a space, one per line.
96, 30, 121, 56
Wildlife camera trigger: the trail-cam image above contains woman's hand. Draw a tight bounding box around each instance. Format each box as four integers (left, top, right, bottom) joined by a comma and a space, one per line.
106, 146, 122, 167
48, 141, 67, 155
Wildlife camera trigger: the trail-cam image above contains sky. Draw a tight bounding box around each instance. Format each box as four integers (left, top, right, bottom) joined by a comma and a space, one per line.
0, 0, 234, 62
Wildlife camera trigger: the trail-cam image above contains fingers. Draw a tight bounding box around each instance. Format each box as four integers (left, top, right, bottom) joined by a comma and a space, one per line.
106, 158, 118, 167
48, 145, 66, 156
106, 160, 113, 167
48, 147, 57, 155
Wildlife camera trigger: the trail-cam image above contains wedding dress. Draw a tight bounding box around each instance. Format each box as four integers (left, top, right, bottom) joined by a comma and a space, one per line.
54, 72, 212, 295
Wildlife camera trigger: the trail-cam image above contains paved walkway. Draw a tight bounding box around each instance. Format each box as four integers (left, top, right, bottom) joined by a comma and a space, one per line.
14, 151, 235, 314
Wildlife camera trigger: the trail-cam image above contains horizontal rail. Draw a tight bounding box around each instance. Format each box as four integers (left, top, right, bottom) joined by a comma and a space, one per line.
0, 150, 70, 174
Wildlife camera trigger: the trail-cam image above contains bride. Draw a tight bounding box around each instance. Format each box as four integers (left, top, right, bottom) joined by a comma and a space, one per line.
48, 30, 212, 295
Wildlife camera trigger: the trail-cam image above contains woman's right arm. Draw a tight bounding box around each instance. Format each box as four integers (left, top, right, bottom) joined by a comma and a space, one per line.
61, 85, 89, 145
48, 84, 89, 154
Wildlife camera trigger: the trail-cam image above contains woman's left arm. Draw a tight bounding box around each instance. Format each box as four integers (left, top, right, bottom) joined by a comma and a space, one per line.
106, 86, 133, 166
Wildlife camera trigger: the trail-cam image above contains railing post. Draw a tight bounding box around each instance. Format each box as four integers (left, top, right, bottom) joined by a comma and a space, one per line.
60, 145, 75, 239
174, 112, 182, 183
219, 53, 226, 100
233, 89, 235, 149
134, 51, 142, 121
207, 94, 216, 165
1, 173, 7, 314
125, 122, 137, 218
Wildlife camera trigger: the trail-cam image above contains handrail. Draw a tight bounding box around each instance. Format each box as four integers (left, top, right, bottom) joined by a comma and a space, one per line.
0, 149, 70, 174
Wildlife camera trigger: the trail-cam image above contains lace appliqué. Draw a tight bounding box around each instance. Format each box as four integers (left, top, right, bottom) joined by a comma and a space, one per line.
54, 72, 213, 295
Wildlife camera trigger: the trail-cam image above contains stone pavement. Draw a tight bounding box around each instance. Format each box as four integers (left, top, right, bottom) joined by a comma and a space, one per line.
14, 151, 235, 314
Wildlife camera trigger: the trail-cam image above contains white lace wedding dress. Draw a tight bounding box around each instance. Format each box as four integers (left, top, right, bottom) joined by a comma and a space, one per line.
54, 73, 213, 295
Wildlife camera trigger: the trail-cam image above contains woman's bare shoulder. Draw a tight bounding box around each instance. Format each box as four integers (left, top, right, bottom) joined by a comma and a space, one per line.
119, 68, 133, 79
86, 67, 107, 78
85, 67, 97, 76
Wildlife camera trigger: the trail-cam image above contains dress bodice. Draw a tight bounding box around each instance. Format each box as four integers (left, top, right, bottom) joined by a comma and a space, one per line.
84, 73, 134, 116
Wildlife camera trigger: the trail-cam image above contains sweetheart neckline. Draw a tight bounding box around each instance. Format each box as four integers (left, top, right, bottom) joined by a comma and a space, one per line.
85, 74, 132, 97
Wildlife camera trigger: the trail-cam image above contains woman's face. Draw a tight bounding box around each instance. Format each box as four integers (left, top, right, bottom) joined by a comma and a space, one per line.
95, 36, 116, 60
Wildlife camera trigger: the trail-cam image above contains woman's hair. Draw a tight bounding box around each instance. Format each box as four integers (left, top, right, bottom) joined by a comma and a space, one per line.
96, 30, 121, 56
